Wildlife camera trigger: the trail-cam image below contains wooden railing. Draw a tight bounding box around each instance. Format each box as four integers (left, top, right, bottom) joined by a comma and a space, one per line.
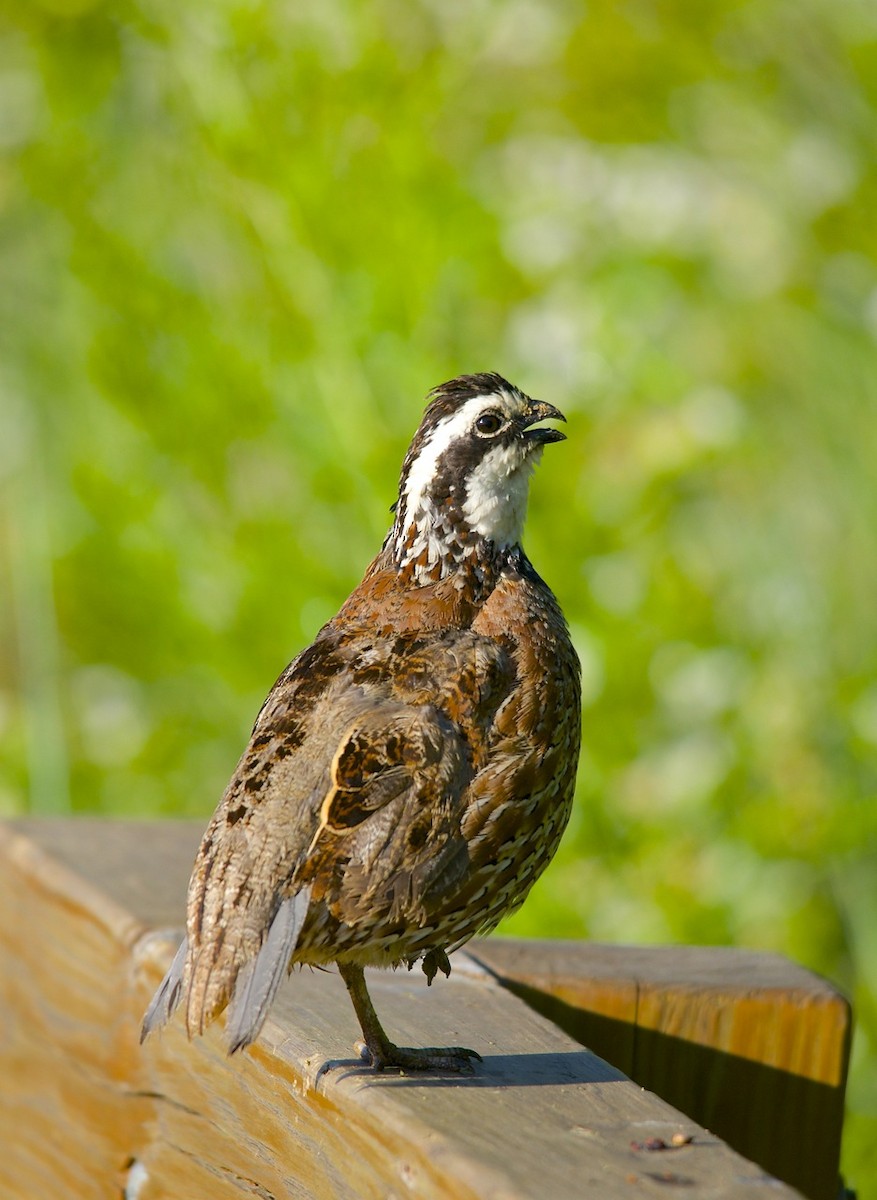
0, 820, 851, 1199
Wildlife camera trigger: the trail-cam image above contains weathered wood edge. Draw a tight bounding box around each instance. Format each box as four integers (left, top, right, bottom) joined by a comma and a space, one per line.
467, 937, 851, 1084
1, 818, 807, 1199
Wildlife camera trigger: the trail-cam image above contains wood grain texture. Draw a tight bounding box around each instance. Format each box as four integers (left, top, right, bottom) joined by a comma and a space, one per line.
1, 819, 817, 1200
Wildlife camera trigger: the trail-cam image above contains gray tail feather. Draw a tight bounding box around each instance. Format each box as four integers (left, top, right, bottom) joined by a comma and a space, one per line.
140, 935, 188, 1043
225, 886, 313, 1054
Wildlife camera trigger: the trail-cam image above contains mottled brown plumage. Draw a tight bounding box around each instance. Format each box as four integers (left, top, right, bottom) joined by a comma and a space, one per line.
142, 373, 581, 1071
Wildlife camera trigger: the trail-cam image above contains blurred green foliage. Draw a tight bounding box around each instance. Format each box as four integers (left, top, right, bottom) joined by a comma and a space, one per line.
1, 0, 875, 1188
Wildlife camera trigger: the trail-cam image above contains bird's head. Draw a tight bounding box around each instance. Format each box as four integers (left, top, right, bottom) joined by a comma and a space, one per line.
390, 373, 566, 584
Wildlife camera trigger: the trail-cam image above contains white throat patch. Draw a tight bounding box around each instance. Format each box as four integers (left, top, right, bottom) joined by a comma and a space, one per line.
462, 439, 541, 547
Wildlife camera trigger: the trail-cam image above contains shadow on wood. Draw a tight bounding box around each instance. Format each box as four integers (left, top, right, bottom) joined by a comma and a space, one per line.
473, 973, 848, 1200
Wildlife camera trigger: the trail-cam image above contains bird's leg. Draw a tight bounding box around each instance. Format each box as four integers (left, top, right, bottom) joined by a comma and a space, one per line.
337, 961, 481, 1073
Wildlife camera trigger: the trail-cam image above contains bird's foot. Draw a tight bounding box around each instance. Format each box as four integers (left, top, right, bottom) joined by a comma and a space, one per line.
355, 1039, 481, 1074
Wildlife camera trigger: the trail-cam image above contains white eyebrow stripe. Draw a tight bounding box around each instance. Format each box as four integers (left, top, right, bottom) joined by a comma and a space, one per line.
401, 393, 502, 519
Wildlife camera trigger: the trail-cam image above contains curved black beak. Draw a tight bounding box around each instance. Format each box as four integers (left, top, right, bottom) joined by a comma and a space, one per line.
522, 400, 567, 444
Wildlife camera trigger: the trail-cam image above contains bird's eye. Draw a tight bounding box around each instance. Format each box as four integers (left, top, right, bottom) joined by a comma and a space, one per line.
474, 411, 504, 436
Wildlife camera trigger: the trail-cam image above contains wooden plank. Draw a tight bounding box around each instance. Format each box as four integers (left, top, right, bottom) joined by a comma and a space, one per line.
468, 939, 851, 1200
1, 819, 807, 1199
0, 822, 158, 1199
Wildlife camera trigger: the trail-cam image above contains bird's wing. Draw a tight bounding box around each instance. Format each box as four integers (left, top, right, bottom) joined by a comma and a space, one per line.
145, 624, 514, 1049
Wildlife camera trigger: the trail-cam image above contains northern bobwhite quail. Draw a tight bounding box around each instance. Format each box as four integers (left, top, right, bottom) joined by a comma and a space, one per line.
142, 373, 581, 1072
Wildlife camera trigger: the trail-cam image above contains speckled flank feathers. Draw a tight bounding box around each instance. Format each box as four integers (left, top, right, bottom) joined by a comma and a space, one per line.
141, 373, 581, 1071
